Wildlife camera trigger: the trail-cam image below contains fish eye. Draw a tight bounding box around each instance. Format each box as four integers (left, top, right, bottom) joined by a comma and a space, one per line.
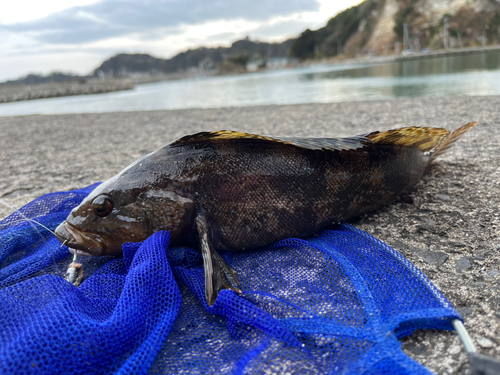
92, 195, 114, 217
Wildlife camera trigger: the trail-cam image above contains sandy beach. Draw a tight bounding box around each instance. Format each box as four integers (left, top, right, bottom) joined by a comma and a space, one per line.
0, 96, 498, 373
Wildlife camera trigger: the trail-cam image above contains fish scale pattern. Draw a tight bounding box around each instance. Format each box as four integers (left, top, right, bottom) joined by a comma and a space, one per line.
0, 184, 461, 374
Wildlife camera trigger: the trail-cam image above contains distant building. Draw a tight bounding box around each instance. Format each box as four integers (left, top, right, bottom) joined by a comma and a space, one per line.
266, 57, 299, 70
246, 53, 266, 72
246, 54, 298, 72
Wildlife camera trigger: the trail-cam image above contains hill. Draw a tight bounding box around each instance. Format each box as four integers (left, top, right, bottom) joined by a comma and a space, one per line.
0, 72, 89, 87
290, 0, 500, 59
93, 38, 295, 77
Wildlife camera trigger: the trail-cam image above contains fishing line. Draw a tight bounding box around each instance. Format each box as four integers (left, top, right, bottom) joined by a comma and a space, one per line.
0, 217, 60, 239
0, 200, 69, 275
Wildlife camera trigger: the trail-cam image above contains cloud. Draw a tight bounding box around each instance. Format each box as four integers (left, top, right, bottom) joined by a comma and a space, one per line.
250, 19, 313, 41
1, 0, 319, 45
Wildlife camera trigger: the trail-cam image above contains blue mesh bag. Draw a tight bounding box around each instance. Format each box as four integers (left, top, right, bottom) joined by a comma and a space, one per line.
0, 184, 461, 374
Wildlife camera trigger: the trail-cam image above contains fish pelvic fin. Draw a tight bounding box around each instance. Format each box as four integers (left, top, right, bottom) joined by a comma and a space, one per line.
430, 122, 478, 161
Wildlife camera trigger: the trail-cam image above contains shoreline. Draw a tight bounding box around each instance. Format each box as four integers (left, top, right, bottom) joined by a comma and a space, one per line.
313, 44, 500, 67
0, 96, 498, 373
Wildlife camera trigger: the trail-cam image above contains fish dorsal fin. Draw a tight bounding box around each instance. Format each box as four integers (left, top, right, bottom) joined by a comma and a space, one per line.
366, 127, 450, 153
171, 130, 371, 151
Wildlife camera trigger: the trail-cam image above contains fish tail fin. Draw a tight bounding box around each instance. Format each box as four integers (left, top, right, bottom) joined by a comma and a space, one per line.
430, 122, 478, 162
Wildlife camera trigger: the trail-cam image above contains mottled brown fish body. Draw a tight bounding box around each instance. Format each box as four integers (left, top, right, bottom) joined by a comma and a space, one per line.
169, 140, 429, 251
54, 123, 477, 305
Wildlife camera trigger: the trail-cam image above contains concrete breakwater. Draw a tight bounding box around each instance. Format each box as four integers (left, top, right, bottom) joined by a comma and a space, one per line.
0, 79, 134, 103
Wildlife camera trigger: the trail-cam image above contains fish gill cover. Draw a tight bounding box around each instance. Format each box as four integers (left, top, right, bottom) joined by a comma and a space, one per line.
0, 184, 461, 374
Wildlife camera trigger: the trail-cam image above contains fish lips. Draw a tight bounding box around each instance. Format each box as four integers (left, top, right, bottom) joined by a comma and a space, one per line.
55, 221, 107, 257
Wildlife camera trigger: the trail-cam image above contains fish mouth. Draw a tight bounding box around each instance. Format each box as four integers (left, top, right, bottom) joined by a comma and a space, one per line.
55, 221, 107, 257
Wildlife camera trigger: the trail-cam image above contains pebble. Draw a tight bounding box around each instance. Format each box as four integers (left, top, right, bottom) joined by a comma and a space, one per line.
455, 257, 471, 272
410, 246, 449, 266
436, 194, 451, 201
473, 282, 487, 288
486, 270, 500, 279
419, 217, 436, 226
457, 306, 473, 317
476, 336, 494, 349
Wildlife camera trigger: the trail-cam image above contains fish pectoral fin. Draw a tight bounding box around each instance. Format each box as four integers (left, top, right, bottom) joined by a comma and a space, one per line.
195, 215, 240, 306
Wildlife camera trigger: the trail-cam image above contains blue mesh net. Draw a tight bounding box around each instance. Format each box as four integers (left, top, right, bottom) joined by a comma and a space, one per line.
0, 184, 461, 374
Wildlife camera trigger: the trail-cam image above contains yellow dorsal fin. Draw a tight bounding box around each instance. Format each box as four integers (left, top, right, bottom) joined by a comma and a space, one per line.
171, 130, 371, 151
367, 123, 478, 158
367, 127, 450, 153
172, 124, 477, 155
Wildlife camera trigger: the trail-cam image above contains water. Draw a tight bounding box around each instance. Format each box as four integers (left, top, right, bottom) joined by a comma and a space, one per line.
1, 51, 500, 117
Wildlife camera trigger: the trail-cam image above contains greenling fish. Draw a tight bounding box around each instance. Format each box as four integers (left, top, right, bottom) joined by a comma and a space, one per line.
55, 122, 477, 305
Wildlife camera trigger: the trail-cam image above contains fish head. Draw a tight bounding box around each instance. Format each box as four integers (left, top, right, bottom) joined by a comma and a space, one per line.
55, 174, 195, 257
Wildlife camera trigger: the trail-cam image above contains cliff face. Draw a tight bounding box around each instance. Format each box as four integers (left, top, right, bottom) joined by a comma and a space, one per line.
421, 0, 494, 25
290, 0, 384, 59
291, 0, 500, 59
384, 0, 500, 51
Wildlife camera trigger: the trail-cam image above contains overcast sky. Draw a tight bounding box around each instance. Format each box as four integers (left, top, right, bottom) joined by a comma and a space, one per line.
0, 0, 360, 82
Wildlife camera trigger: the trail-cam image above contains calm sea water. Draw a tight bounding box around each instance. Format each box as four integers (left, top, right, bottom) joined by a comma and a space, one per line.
1, 51, 500, 117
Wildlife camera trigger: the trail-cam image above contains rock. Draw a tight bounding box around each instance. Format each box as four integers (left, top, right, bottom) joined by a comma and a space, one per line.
416, 224, 446, 236
436, 194, 451, 201
455, 257, 471, 272
457, 307, 473, 317
476, 336, 494, 349
419, 217, 436, 226
404, 343, 429, 356
410, 246, 449, 266
486, 270, 500, 279
451, 242, 468, 248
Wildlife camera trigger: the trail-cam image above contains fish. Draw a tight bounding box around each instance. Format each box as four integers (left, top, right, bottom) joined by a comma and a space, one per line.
55, 122, 477, 305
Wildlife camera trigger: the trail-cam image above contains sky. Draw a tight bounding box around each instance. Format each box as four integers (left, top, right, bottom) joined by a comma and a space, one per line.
0, 0, 360, 82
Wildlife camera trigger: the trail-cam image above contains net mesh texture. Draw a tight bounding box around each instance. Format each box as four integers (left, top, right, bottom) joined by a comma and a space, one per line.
0, 184, 461, 374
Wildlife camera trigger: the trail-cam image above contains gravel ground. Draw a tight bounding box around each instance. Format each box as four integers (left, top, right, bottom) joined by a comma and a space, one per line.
0, 96, 498, 374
